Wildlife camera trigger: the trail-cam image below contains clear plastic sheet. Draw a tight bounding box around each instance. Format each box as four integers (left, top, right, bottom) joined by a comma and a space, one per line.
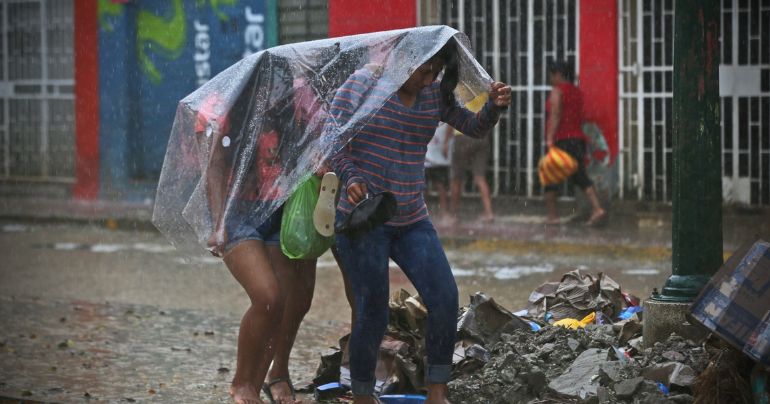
152, 25, 493, 256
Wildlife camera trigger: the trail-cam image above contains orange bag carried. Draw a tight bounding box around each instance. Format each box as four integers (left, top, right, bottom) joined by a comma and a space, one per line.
538, 146, 578, 186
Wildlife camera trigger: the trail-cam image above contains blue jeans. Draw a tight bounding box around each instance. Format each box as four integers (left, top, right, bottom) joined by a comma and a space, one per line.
335, 217, 458, 396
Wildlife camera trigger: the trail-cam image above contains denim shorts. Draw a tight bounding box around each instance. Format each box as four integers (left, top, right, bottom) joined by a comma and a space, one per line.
224, 203, 283, 252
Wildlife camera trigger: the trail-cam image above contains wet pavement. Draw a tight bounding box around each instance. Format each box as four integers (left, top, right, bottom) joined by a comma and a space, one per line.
0, 296, 238, 402
0, 198, 768, 402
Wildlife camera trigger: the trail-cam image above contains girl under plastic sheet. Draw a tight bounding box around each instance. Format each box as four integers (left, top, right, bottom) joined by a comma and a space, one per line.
152, 26, 502, 404
328, 41, 511, 403
199, 53, 301, 404
154, 26, 492, 255
193, 51, 360, 404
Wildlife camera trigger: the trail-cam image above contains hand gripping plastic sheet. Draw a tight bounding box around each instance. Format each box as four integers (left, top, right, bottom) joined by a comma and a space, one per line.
152, 25, 493, 256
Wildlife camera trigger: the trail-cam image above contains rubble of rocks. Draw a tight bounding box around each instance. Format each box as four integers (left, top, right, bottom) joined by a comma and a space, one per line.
311, 269, 759, 403
448, 326, 710, 404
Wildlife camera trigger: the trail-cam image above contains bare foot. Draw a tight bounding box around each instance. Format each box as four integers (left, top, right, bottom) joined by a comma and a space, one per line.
544, 216, 561, 225
445, 215, 459, 226
266, 379, 297, 404
433, 214, 448, 227
230, 383, 264, 404
586, 209, 607, 227
479, 214, 495, 223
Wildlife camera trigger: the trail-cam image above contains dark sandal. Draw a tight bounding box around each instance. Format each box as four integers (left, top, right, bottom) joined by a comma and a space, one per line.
262, 378, 296, 404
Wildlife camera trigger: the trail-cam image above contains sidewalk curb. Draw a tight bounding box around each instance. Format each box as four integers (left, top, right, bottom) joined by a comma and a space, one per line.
0, 196, 763, 260
445, 238, 674, 261
0, 207, 678, 260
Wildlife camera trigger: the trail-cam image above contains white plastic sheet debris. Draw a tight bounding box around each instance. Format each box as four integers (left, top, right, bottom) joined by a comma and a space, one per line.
152, 26, 493, 255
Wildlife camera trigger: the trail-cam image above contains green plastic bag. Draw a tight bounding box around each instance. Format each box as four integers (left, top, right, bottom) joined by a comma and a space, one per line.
280, 175, 335, 259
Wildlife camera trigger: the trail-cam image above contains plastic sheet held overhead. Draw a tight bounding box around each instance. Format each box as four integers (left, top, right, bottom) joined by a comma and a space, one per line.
152, 26, 494, 256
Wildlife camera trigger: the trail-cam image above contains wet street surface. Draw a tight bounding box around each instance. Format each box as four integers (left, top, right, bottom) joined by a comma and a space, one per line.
0, 296, 238, 402
0, 217, 713, 401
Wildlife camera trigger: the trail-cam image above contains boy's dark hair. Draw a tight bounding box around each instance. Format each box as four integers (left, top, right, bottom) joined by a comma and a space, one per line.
548, 60, 574, 82
434, 41, 459, 107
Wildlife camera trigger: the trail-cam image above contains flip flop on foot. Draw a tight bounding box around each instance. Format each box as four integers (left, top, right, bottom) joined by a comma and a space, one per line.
314, 172, 339, 237
262, 378, 296, 404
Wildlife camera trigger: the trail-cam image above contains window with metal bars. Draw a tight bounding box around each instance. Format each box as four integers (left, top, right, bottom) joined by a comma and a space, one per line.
440, 0, 578, 198
278, 0, 328, 45
0, 0, 75, 182
620, 0, 769, 206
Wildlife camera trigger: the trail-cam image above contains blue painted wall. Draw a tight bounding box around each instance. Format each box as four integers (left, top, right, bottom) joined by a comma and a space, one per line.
98, 0, 273, 199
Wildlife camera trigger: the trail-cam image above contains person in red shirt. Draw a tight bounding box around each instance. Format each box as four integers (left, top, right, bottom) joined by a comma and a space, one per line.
544, 61, 607, 226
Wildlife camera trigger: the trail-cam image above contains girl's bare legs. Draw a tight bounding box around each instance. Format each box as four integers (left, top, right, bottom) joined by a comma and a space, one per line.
435, 183, 449, 221
225, 241, 287, 404
265, 248, 317, 404
472, 174, 494, 221
449, 176, 493, 223
584, 186, 607, 225
544, 190, 559, 224
448, 178, 462, 224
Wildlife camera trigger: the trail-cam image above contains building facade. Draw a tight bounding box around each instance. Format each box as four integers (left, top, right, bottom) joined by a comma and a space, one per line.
0, 0, 767, 206
0, 0, 276, 200
438, 0, 769, 205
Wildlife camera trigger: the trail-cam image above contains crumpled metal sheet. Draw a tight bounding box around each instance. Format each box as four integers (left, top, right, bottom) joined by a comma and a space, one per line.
547, 348, 612, 399
527, 269, 625, 321
458, 292, 531, 345
152, 26, 492, 255
642, 361, 697, 388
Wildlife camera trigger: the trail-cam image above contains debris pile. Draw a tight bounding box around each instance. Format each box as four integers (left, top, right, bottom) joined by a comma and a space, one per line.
310, 267, 766, 403
447, 327, 714, 403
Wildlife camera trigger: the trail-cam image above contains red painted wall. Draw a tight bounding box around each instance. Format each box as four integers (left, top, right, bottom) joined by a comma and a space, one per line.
73, 0, 100, 199
328, 0, 416, 37
579, 0, 618, 162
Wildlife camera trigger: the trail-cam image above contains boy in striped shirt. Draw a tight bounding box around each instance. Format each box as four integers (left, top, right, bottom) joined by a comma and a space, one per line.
328, 41, 511, 404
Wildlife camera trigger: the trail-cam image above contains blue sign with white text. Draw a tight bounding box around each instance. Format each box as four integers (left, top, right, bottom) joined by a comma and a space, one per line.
98, 0, 272, 195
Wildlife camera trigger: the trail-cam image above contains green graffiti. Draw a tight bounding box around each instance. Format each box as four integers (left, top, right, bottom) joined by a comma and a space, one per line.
98, 0, 124, 32
196, 0, 240, 22
137, 0, 186, 84
210, 0, 239, 21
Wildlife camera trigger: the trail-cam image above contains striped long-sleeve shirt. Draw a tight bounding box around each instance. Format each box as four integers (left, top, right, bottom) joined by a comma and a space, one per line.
329, 68, 501, 226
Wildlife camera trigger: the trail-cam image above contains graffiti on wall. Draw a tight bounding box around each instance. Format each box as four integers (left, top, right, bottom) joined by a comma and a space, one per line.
136, 0, 186, 84
97, 0, 265, 85
97, 0, 270, 182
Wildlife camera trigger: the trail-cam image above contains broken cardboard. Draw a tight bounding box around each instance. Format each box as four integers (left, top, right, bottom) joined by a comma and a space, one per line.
690, 239, 770, 367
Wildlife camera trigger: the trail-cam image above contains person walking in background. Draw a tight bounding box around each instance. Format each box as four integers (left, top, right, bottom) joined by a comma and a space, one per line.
449, 94, 495, 224
543, 61, 606, 226
425, 122, 453, 222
